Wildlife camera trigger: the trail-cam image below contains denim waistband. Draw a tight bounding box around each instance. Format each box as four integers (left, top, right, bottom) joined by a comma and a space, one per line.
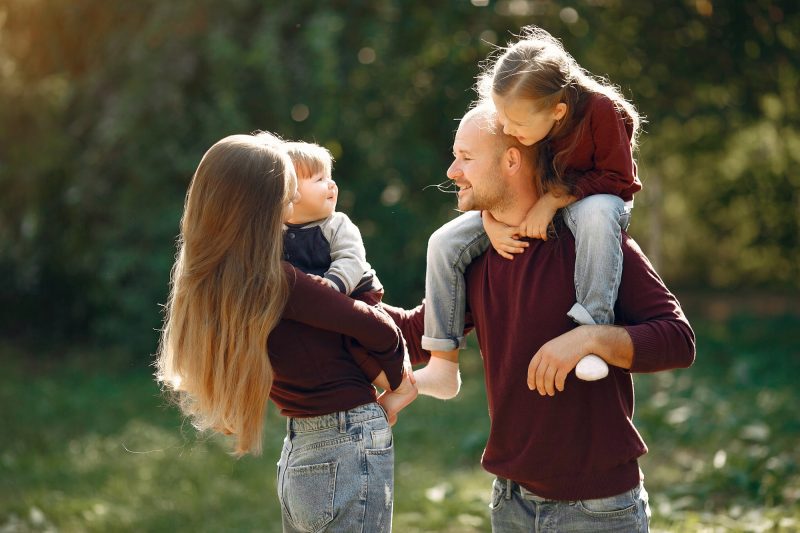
287, 402, 385, 434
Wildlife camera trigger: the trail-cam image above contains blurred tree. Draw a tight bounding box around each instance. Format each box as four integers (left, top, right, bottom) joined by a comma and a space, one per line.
0, 0, 797, 354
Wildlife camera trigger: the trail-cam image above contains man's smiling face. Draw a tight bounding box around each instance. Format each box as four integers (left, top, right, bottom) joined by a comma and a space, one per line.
446, 114, 507, 213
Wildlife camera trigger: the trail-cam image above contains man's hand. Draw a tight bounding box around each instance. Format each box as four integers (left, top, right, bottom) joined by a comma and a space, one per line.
482, 210, 528, 260
527, 326, 589, 395
527, 325, 634, 396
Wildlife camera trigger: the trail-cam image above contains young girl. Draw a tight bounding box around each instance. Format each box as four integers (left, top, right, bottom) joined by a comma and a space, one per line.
155, 133, 412, 531
417, 26, 642, 397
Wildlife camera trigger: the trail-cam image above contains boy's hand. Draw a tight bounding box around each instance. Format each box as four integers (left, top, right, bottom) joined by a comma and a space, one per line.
309, 274, 340, 291
482, 210, 528, 260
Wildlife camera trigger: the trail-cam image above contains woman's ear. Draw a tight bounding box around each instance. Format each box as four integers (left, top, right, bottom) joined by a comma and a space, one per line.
554, 102, 567, 121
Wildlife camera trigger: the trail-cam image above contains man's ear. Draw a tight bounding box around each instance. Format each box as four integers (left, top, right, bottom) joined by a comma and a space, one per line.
503, 147, 522, 175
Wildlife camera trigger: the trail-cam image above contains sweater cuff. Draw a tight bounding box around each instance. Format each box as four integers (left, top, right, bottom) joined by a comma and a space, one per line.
625, 324, 660, 373
325, 273, 347, 293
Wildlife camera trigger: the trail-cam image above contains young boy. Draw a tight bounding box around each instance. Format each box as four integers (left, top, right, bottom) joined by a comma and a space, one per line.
283, 141, 417, 422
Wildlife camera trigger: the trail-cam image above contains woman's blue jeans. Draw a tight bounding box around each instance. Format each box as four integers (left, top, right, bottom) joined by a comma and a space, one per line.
277, 403, 394, 532
422, 195, 631, 351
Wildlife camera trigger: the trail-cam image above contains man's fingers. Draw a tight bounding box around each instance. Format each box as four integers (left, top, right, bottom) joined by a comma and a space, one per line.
527, 353, 540, 390
544, 365, 557, 396
555, 369, 567, 392
535, 358, 548, 395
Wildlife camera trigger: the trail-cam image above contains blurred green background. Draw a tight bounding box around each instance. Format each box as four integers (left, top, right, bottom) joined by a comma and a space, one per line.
1, 0, 798, 531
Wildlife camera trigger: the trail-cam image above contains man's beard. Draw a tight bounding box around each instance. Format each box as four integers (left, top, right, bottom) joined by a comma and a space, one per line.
457, 171, 508, 213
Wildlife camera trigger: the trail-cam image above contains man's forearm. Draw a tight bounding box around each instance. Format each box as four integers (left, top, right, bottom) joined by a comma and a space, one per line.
584, 325, 634, 369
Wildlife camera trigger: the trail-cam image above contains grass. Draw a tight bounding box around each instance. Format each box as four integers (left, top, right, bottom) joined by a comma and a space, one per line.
2, 311, 799, 532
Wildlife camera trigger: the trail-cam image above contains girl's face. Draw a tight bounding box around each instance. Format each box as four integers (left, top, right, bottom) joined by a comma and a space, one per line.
492, 93, 567, 146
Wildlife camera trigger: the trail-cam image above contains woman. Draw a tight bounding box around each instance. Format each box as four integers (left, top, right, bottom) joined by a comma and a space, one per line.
156, 132, 412, 531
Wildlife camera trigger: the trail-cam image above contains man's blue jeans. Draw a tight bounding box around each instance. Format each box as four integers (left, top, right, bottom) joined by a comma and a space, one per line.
489, 477, 651, 532
277, 403, 394, 532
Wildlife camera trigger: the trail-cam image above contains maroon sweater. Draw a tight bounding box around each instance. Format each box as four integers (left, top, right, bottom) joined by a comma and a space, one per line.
267, 264, 405, 417
555, 93, 642, 202
386, 227, 695, 500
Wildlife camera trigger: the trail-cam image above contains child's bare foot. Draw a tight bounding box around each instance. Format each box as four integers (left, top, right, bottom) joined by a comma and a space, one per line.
414, 357, 461, 399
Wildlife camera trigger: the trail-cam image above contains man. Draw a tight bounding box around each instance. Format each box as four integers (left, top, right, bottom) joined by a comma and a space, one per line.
386, 103, 695, 531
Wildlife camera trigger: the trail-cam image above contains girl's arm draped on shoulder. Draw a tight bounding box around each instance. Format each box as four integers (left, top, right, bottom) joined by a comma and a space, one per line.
572, 96, 637, 199
281, 263, 405, 388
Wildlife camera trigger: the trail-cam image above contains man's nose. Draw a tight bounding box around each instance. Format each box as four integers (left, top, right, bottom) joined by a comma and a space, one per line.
446, 161, 459, 180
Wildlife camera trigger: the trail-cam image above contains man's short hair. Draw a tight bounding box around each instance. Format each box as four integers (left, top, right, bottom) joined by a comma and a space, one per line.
462, 103, 526, 156
284, 141, 333, 179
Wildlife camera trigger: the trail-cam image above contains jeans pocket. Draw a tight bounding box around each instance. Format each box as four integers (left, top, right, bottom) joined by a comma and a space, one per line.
575, 488, 637, 518
488, 478, 506, 512
282, 461, 337, 532
370, 426, 393, 451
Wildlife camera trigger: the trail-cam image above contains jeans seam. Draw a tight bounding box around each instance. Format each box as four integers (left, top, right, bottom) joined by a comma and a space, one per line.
445, 230, 488, 340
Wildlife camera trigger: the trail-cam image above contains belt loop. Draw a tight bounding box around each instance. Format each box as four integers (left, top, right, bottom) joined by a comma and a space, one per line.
338, 410, 347, 433
505, 478, 513, 500
286, 417, 293, 439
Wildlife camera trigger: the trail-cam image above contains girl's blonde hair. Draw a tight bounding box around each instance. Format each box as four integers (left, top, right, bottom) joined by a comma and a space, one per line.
478, 26, 642, 196
156, 132, 296, 456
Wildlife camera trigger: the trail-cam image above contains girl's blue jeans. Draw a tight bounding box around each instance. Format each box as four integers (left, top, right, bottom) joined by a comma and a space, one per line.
422, 194, 631, 351
277, 402, 394, 532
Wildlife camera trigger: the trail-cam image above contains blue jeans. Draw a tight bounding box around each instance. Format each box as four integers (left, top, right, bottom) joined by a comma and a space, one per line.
423, 210, 487, 351
563, 194, 630, 327
489, 477, 651, 532
277, 403, 394, 532
422, 195, 631, 351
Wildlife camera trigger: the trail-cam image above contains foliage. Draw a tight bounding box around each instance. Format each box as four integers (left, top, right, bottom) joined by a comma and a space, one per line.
2, 311, 800, 531
0, 1, 798, 351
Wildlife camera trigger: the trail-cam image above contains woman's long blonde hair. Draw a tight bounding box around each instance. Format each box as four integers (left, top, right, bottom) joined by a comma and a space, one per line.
156, 133, 296, 456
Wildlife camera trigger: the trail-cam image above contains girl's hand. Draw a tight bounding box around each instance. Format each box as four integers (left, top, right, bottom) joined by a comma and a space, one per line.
482, 211, 528, 260
518, 199, 558, 241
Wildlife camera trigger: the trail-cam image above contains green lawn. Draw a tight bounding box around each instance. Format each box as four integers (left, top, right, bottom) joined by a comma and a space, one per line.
2, 312, 799, 532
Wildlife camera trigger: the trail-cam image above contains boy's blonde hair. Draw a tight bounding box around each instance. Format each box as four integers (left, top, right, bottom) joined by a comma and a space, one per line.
284, 142, 333, 180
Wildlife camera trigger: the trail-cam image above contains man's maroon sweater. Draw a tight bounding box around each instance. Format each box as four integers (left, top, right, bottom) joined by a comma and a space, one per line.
386, 227, 695, 500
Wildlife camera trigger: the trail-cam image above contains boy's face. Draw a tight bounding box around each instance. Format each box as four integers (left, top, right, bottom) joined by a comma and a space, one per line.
285, 171, 338, 224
